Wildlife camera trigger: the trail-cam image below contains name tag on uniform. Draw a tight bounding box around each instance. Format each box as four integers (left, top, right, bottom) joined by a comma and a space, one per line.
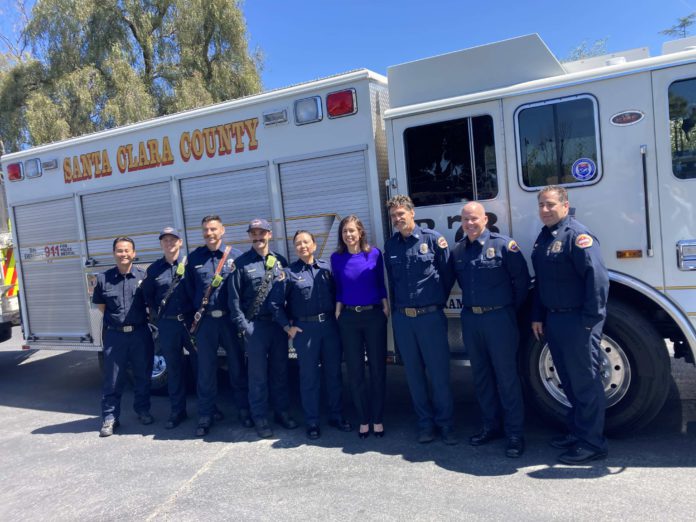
247, 267, 257, 272
194, 264, 203, 269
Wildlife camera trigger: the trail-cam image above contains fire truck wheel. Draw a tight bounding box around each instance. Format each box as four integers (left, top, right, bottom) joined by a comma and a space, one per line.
521, 301, 671, 436
96, 351, 169, 396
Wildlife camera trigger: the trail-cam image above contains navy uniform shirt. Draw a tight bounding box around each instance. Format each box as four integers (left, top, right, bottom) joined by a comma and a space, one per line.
384, 225, 454, 309
92, 266, 148, 328
142, 256, 193, 318
531, 215, 609, 327
185, 245, 242, 311
453, 229, 530, 309
228, 248, 288, 330
271, 258, 335, 328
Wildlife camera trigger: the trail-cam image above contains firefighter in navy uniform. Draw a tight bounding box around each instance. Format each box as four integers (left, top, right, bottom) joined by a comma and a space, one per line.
185, 215, 251, 437
228, 218, 298, 439
270, 230, 351, 440
452, 202, 530, 458
93, 237, 154, 437
383, 195, 457, 445
531, 185, 610, 465
142, 227, 193, 429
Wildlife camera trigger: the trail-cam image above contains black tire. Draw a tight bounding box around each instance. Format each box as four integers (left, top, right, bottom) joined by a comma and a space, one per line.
521, 300, 671, 437
98, 350, 169, 396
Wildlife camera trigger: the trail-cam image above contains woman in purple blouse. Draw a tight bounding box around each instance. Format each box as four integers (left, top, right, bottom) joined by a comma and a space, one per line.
331, 215, 389, 439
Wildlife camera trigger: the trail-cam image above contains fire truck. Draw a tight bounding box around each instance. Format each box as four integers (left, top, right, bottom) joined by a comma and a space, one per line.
1, 34, 695, 434
0, 141, 19, 343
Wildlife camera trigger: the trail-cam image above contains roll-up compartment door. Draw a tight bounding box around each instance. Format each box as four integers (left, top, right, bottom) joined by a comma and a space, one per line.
180, 166, 271, 250
279, 151, 372, 261
14, 198, 90, 340
81, 182, 175, 265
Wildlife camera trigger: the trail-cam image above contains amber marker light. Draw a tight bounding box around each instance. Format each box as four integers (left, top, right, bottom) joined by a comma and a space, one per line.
616, 250, 643, 259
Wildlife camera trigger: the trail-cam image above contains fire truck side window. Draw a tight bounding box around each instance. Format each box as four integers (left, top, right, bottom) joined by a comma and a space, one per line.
403, 115, 498, 207
669, 78, 696, 180
517, 96, 601, 188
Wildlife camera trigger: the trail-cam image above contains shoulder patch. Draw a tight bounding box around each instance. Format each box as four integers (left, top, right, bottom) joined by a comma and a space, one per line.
437, 237, 448, 249
575, 234, 594, 249
507, 240, 520, 253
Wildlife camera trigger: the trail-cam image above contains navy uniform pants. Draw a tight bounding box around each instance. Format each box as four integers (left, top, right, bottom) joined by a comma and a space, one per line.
461, 307, 524, 437
244, 319, 290, 421
392, 309, 453, 430
101, 326, 153, 421
339, 308, 387, 425
293, 319, 344, 426
546, 311, 607, 452
156, 318, 191, 416
194, 316, 248, 418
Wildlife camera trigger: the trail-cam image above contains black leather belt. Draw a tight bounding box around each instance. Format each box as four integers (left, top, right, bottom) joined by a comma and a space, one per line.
162, 314, 186, 321
398, 305, 440, 318
468, 306, 504, 314
106, 324, 142, 333
206, 310, 227, 318
344, 305, 376, 312
295, 313, 332, 323
548, 308, 579, 313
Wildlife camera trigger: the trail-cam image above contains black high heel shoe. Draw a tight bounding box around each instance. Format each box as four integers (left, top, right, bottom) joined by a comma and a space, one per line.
358, 424, 370, 439
373, 424, 385, 438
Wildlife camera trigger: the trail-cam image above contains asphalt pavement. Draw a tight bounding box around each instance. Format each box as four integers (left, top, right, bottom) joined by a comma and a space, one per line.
2, 326, 696, 520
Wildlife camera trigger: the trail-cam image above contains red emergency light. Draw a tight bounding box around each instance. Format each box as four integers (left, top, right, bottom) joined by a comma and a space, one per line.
5, 162, 23, 181
326, 89, 357, 118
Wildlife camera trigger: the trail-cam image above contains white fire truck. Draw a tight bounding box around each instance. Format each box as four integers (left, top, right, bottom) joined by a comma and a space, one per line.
1, 34, 695, 435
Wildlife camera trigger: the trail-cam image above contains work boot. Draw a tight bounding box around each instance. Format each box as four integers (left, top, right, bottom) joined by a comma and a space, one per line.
99, 418, 120, 438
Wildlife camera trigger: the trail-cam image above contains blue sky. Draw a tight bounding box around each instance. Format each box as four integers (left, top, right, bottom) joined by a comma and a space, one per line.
1, 0, 694, 90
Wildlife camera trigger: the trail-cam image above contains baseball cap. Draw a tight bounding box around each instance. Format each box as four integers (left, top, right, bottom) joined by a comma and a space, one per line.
247, 218, 272, 232
159, 226, 181, 240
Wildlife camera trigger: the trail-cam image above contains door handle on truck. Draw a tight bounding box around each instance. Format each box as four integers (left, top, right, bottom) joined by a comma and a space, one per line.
640, 145, 654, 257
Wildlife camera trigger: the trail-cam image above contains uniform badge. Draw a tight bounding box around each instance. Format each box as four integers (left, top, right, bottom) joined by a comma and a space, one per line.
507, 240, 520, 253
551, 240, 563, 253
437, 237, 448, 249
575, 234, 593, 249
486, 247, 496, 259
225, 258, 236, 272
420, 243, 429, 254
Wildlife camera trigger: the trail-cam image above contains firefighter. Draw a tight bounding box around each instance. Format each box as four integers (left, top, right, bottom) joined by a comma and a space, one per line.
142, 227, 194, 429
185, 215, 251, 437
270, 230, 351, 440
93, 237, 154, 437
383, 195, 457, 445
228, 218, 298, 439
452, 202, 529, 458
531, 185, 610, 465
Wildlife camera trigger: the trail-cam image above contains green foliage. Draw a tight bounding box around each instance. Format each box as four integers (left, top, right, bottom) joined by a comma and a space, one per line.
659, 13, 696, 38
564, 38, 609, 62
0, 0, 262, 151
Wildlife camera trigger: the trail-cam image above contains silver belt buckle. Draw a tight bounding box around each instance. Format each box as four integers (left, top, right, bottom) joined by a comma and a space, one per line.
176, 314, 185, 321
405, 308, 417, 318
354, 305, 363, 313
123, 325, 134, 333
472, 307, 483, 314
211, 310, 223, 318
317, 313, 326, 322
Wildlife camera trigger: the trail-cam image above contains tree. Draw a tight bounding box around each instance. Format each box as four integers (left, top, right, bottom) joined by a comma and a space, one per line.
564, 38, 609, 62
0, 0, 262, 152
660, 13, 696, 39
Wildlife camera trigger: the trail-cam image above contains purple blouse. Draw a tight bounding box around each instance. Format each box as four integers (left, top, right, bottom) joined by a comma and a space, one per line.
331, 247, 388, 306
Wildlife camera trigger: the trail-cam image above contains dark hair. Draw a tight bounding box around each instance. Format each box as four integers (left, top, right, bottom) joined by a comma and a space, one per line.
201, 215, 222, 225
336, 215, 370, 254
386, 194, 414, 212
112, 237, 135, 251
293, 230, 316, 243
538, 185, 568, 203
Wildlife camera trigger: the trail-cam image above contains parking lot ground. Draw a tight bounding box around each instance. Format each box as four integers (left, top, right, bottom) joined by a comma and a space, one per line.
2, 329, 696, 520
